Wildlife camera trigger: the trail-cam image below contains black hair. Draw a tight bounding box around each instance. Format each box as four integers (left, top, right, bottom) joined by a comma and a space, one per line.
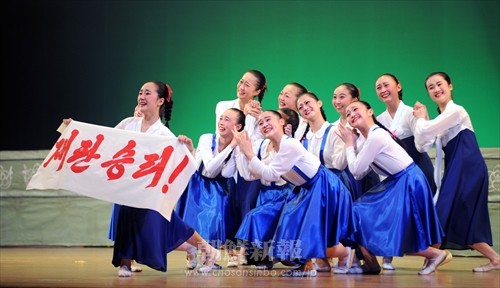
356, 100, 407, 149
424, 72, 452, 115
278, 107, 300, 138
338, 82, 361, 99
297, 91, 328, 142
379, 73, 403, 100
221, 108, 245, 164
151, 81, 174, 128
247, 70, 267, 102
287, 82, 307, 97
228, 108, 246, 131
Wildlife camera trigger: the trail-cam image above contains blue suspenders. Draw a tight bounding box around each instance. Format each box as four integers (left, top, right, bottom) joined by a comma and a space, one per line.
301, 124, 333, 166
370, 127, 392, 176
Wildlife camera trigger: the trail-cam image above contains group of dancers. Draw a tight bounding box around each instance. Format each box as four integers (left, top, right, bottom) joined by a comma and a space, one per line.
86, 70, 498, 277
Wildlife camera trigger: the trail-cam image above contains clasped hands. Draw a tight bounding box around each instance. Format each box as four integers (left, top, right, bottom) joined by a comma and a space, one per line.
413, 101, 429, 120
243, 100, 262, 118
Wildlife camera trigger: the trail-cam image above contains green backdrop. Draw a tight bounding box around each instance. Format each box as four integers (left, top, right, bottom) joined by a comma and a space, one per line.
2, 0, 499, 149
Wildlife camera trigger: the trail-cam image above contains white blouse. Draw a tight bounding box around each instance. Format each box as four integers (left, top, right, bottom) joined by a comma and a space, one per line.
332, 118, 368, 157
414, 100, 473, 152
195, 133, 236, 178
294, 116, 308, 140
115, 117, 175, 137
345, 125, 413, 179
304, 122, 347, 170
215, 99, 263, 141
376, 101, 419, 140
248, 135, 321, 186
235, 138, 288, 186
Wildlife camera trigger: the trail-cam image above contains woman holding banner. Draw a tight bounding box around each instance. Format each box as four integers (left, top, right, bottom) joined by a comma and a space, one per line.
63, 81, 221, 276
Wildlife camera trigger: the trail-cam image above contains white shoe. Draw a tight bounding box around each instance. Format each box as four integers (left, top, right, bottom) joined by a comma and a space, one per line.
382, 262, 395, 270
333, 266, 350, 274
238, 254, 248, 265
198, 249, 222, 273
333, 247, 352, 274
347, 262, 363, 274
382, 256, 395, 270
347, 266, 363, 274
186, 258, 198, 269
418, 251, 447, 275
131, 265, 143, 272
186, 249, 198, 270
473, 263, 500, 272
227, 256, 238, 267
117, 265, 132, 277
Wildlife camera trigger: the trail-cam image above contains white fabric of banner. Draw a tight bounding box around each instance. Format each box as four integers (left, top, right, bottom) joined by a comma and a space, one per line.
26, 120, 197, 221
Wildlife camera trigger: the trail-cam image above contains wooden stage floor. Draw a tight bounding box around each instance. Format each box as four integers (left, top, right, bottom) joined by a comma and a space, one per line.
0, 247, 498, 287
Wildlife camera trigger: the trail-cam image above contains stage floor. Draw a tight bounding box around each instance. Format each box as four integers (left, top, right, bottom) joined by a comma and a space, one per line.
0, 247, 498, 287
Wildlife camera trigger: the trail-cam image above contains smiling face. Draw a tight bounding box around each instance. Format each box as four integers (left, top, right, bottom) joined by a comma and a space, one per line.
297, 93, 322, 121
345, 101, 374, 130
375, 75, 401, 105
278, 84, 302, 110
332, 85, 358, 116
425, 74, 453, 107
236, 72, 261, 102
137, 82, 164, 116
257, 111, 285, 139
217, 109, 243, 136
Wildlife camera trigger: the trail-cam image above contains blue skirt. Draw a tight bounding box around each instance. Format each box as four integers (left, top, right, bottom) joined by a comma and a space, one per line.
329, 168, 355, 197
108, 204, 120, 241
402, 136, 437, 195
227, 174, 261, 243
112, 207, 194, 272
343, 168, 380, 201
272, 166, 354, 261
351, 163, 443, 256
236, 183, 292, 248
437, 129, 492, 249
176, 171, 235, 248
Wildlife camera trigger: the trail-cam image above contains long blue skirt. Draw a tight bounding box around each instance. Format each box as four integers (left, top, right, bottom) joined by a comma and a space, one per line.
236, 184, 292, 249
402, 136, 437, 195
343, 168, 380, 201
176, 171, 235, 248
108, 204, 120, 241
272, 166, 354, 261
112, 207, 194, 272
351, 163, 443, 256
437, 129, 492, 249
227, 174, 261, 245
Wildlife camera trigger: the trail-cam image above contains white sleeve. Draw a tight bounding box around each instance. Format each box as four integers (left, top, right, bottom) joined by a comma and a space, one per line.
245, 115, 264, 141
203, 145, 234, 176
328, 126, 348, 170
414, 118, 436, 152
220, 147, 237, 178
234, 140, 261, 181
414, 106, 463, 152
196, 134, 234, 178
248, 139, 304, 182
345, 132, 387, 179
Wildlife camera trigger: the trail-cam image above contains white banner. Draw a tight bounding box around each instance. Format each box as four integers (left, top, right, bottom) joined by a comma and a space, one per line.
26, 120, 197, 221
